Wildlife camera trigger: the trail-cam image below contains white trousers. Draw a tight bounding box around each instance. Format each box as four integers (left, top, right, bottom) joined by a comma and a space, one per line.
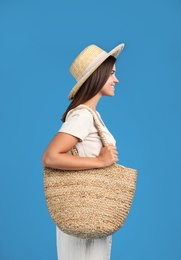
56, 227, 112, 260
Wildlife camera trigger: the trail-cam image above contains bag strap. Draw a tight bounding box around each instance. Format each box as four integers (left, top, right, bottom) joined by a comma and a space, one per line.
78, 105, 108, 146
69, 105, 109, 156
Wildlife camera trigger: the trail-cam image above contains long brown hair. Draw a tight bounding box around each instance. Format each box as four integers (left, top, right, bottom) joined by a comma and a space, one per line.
61, 55, 116, 122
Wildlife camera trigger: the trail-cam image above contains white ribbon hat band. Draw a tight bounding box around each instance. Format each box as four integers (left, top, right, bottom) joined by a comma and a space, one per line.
77, 51, 107, 81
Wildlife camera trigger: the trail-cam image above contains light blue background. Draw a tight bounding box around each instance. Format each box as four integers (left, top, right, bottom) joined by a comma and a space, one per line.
0, 0, 181, 259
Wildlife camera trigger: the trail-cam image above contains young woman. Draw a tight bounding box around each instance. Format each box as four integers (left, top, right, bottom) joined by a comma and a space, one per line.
42, 42, 124, 260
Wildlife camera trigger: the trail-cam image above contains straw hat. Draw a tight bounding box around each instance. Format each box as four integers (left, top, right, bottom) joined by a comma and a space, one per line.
68, 43, 125, 100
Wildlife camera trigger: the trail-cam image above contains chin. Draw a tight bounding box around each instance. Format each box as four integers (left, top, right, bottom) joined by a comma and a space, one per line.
102, 91, 115, 97
105, 94, 115, 97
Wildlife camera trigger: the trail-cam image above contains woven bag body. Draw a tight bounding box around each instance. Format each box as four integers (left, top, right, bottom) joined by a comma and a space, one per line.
44, 164, 137, 239
43, 106, 137, 239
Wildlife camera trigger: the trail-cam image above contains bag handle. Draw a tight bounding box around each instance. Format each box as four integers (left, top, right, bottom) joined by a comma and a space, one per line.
69, 105, 109, 156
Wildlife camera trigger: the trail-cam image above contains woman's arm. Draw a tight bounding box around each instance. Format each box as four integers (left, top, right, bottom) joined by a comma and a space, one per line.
42, 132, 118, 170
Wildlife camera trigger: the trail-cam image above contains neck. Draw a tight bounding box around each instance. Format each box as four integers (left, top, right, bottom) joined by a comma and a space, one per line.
83, 93, 102, 111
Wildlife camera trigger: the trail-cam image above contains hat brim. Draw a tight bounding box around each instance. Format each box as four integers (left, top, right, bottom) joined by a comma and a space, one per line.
68, 43, 125, 100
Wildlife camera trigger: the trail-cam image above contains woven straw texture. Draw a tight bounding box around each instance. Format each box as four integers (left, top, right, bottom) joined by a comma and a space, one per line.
44, 164, 137, 239
43, 106, 137, 239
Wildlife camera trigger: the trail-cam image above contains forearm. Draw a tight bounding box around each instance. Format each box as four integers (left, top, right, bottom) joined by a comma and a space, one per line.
42, 152, 104, 170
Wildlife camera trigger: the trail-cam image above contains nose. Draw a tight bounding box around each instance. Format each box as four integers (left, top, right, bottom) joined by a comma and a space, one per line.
114, 75, 119, 83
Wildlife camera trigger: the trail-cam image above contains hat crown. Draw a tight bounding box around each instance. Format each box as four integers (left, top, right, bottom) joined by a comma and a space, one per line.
70, 45, 107, 81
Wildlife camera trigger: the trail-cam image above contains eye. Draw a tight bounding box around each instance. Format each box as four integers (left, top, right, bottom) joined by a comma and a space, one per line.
111, 70, 116, 75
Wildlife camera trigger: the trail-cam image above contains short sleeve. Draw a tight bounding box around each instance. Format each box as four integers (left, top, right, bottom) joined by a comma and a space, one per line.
58, 108, 94, 141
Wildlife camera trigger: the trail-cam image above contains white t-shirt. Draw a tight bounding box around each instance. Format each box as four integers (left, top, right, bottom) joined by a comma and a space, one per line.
59, 105, 116, 157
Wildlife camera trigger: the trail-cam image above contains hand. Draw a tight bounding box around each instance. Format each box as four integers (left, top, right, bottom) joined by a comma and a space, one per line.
98, 143, 118, 167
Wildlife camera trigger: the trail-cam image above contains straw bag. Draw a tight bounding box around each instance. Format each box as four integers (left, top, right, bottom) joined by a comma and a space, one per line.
43, 106, 137, 239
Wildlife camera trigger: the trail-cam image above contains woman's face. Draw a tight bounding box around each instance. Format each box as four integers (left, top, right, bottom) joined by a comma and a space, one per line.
99, 64, 119, 97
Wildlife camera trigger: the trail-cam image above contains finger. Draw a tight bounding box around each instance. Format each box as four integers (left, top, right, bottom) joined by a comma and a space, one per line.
111, 147, 118, 153
108, 144, 117, 149
115, 155, 119, 161
108, 143, 114, 147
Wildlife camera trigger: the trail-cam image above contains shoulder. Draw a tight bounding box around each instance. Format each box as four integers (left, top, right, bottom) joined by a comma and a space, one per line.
66, 106, 93, 123
59, 106, 94, 141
